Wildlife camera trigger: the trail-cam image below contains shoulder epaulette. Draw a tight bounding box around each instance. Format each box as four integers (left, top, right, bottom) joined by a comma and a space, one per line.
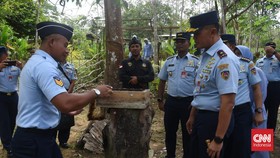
191, 55, 199, 60
217, 50, 227, 59
166, 55, 175, 60
240, 57, 251, 63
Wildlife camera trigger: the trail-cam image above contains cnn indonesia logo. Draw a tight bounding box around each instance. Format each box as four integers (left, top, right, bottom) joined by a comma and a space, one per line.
251, 129, 274, 151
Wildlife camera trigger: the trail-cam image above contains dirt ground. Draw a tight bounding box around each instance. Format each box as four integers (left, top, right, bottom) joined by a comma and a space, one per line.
1, 100, 280, 158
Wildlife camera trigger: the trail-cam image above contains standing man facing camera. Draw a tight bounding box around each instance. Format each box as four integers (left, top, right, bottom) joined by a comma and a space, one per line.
12, 21, 113, 158
158, 32, 199, 158
186, 11, 240, 158
119, 37, 154, 89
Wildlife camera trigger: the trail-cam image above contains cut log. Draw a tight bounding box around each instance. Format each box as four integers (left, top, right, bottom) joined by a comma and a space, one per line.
103, 105, 154, 158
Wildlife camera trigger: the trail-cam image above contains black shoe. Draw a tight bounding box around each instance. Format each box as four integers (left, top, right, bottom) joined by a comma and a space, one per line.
7, 150, 13, 158
59, 143, 69, 149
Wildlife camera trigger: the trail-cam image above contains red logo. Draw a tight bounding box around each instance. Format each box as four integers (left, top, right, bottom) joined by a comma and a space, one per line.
251, 129, 274, 151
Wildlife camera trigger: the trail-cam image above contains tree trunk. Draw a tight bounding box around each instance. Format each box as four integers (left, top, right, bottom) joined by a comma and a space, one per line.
151, 0, 159, 74
104, 0, 123, 89
103, 105, 154, 158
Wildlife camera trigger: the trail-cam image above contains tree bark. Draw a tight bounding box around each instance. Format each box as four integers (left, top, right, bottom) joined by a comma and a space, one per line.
104, 0, 123, 89
103, 105, 154, 158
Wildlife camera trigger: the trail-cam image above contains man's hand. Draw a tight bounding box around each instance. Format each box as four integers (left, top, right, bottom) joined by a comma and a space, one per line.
94, 85, 113, 98
265, 46, 275, 54
186, 117, 194, 134
0, 61, 7, 70
16, 60, 23, 69
207, 141, 223, 158
128, 76, 138, 85
254, 113, 264, 126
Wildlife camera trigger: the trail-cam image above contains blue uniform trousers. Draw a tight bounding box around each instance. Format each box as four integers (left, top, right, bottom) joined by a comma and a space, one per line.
12, 127, 63, 158
224, 102, 252, 158
0, 92, 18, 152
190, 110, 234, 158
164, 95, 193, 158
265, 81, 280, 131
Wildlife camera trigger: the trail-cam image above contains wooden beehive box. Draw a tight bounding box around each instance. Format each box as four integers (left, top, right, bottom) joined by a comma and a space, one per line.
96, 89, 150, 109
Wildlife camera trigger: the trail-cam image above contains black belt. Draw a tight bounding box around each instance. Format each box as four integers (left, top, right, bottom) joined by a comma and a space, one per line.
268, 81, 280, 84
168, 94, 193, 100
234, 102, 250, 111
0, 91, 17, 96
17, 126, 55, 135
197, 109, 218, 113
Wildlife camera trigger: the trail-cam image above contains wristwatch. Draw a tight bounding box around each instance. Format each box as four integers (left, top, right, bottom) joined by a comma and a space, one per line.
213, 136, 223, 144
93, 89, 101, 97
255, 107, 263, 114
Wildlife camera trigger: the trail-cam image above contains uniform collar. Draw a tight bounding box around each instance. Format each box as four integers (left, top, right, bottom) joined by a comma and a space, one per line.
129, 56, 143, 61
205, 38, 223, 57
34, 50, 59, 67
175, 52, 189, 59
264, 55, 276, 60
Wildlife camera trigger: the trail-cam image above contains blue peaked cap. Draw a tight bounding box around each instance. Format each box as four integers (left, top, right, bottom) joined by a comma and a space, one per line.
36, 21, 73, 41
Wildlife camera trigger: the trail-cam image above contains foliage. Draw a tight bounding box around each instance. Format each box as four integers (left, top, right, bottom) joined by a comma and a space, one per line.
1, 0, 37, 38
122, 1, 180, 40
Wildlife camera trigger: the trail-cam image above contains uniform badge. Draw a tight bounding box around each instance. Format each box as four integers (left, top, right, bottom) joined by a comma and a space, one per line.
251, 68, 256, 75
187, 60, 194, 67
217, 50, 227, 59
217, 64, 229, 70
240, 64, 246, 72
54, 76, 64, 87
238, 79, 243, 85
221, 71, 230, 80
168, 71, 172, 77
204, 75, 208, 81
128, 62, 132, 67
202, 69, 211, 74
142, 63, 147, 67
249, 63, 254, 69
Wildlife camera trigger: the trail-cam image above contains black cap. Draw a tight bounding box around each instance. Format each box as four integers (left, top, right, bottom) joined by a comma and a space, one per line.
173, 32, 191, 41
0, 46, 7, 55
221, 34, 236, 45
187, 11, 219, 32
129, 36, 142, 48
265, 42, 276, 49
36, 21, 73, 41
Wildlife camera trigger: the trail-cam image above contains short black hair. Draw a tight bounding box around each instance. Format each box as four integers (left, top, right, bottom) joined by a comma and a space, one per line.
129, 37, 142, 48
0, 46, 8, 56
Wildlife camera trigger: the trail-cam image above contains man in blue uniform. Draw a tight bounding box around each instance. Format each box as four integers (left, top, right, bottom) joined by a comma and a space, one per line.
143, 38, 154, 60
11, 21, 113, 158
221, 34, 264, 158
241, 47, 270, 158
186, 11, 240, 158
0, 46, 22, 157
228, 45, 263, 158
119, 37, 154, 89
55, 58, 79, 149
220, 34, 236, 51
256, 42, 280, 132
158, 32, 199, 158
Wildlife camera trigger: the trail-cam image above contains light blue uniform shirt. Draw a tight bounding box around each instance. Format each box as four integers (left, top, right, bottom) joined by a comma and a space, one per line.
0, 65, 20, 92
16, 50, 67, 129
256, 55, 280, 81
235, 58, 261, 105
143, 42, 153, 59
191, 39, 240, 111
158, 53, 199, 97
59, 62, 77, 89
